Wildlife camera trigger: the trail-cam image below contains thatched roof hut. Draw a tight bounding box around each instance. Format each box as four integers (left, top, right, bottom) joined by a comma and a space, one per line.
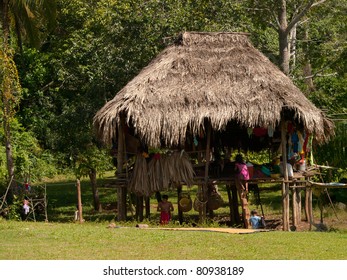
93, 32, 333, 148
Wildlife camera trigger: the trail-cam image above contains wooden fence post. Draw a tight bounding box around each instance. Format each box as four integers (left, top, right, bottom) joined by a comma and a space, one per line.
76, 179, 83, 223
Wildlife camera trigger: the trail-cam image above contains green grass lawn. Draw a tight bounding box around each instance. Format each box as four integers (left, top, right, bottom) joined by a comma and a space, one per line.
1, 174, 347, 260
1, 220, 347, 260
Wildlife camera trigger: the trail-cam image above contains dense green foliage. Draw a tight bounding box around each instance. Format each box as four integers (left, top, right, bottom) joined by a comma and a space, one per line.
0, 0, 346, 188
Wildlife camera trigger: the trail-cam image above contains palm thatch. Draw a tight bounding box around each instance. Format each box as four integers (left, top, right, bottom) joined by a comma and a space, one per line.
93, 32, 334, 148
128, 151, 195, 196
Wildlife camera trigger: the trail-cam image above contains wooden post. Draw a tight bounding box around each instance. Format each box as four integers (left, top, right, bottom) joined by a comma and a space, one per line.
136, 195, 144, 222
76, 179, 83, 223
201, 122, 212, 224
304, 187, 309, 221
44, 184, 48, 222
292, 187, 301, 227
177, 185, 183, 224
145, 196, 150, 220
281, 120, 290, 231
226, 185, 234, 225
117, 115, 127, 221
307, 187, 313, 230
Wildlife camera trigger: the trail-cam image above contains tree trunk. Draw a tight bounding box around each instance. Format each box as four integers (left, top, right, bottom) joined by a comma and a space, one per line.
278, 0, 290, 75
289, 23, 297, 72
277, 0, 322, 76
89, 168, 101, 211
1, 0, 16, 198
303, 27, 315, 92
76, 179, 84, 223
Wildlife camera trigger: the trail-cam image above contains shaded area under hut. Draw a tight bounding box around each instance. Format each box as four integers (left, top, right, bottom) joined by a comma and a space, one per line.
93, 32, 334, 230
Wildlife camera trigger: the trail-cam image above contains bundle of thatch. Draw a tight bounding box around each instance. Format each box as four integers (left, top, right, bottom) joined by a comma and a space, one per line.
129, 150, 195, 196
147, 155, 164, 194
128, 154, 150, 196
168, 151, 195, 186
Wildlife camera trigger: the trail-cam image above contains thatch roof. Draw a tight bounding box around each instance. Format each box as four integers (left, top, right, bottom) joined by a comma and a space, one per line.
93, 32, 334, 147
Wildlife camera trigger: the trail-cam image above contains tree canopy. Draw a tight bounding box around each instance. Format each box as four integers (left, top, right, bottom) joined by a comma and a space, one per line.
0, 0, 346, 188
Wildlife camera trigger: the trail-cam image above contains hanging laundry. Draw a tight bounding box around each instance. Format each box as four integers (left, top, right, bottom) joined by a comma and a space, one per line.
303, 132, 310, 153
193, 136, 198, 146
297, 131, 305, 153
291, 131, 299, 153
287, 122, 295, 134
253, 127, 267, 137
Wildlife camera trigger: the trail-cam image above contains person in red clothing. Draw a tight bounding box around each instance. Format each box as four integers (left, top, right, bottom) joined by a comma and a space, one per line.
157, 195, 174, 225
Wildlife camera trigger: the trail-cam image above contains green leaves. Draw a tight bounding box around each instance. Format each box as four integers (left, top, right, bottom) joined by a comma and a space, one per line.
2, 0, 347, 182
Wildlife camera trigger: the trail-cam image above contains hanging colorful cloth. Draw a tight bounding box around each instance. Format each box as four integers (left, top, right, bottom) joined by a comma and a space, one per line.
303, 132, 310, 153
297, 131, 304, 153
253, 127, 267, 137
193, 136, 198, 146
291, 131, 299, 153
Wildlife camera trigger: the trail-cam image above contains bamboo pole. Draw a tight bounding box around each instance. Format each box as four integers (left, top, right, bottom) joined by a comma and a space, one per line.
281, 121, 290, 231
308, 187, 313, 230
305, 188, 309, 221
30, 198, 36, 222
76, 179, 83, 223
44, 184, 48, 222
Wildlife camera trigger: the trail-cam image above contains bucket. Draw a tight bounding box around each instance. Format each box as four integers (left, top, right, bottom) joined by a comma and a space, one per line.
299, 160, 306, 172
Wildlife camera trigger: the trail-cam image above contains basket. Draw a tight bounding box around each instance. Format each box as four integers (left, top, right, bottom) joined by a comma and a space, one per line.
207, 193, 224, 210
178, 196, 192, 212
193, 196, 207, 211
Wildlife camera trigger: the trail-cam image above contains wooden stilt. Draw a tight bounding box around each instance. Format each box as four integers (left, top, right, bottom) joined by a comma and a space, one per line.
145, 196, 150, 220
231, 184, 241, 225
281, 121, 290, 231
201, 122, 212, 224
117, 115, 127, 221
136, 195, 144, 222
292, 187, 301, 227
305, 188, 309, 221
177, 185, 183, 224
226, 185, 235, 225
308, 187, 313, 230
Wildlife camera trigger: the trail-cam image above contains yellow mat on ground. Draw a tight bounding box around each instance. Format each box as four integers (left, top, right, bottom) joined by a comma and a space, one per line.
141, 227, 268, 234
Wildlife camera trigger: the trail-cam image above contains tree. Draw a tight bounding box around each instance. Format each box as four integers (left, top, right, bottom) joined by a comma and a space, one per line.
248, 0, 329, 75
0, 0, 56, 192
